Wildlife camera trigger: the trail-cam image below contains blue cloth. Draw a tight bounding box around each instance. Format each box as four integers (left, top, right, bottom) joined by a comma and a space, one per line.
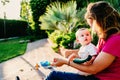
45, 71, 99, 80
40, 61, 50, 67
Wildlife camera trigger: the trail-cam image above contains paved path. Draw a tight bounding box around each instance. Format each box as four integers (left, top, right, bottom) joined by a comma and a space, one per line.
0, 39, 77, 80
0, 39, 50, 80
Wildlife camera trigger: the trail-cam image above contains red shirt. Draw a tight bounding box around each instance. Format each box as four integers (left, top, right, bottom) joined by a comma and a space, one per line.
95, 33, 120, 80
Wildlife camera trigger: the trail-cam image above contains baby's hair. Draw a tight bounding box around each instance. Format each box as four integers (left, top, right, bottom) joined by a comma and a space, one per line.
76, 28, 93, 40
76, 28, 91, 36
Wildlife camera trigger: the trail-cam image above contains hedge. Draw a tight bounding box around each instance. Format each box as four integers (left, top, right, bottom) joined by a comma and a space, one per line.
0, 19, 28, 38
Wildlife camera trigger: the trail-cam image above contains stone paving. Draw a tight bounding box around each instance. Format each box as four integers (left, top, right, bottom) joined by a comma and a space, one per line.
0, 39, 77, 80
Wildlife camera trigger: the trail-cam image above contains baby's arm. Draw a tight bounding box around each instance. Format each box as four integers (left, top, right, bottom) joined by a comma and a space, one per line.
68, 53, 79, 62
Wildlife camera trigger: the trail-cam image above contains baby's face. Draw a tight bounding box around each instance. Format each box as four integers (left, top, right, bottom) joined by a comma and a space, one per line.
76, 29, 92, 46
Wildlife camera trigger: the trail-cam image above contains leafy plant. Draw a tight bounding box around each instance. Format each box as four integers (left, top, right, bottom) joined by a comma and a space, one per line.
48, 30, 62, 52
39, 1, 86, 51
49, 30, 76, 52
60, 32, 76, 49
39, 1, 86, 33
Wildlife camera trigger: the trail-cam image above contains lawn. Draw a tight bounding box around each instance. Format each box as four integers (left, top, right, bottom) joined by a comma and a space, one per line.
0, 37, 28, 63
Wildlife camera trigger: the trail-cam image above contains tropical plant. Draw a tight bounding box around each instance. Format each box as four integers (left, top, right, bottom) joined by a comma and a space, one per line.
39, 1, 86, 33
39, 1, 86, 51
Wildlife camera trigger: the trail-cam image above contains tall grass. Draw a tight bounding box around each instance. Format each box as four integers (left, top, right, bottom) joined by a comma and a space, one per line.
0, 37, 28, 63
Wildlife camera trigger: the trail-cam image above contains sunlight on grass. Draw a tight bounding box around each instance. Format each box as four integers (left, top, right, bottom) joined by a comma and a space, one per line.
0, 37, 28, 63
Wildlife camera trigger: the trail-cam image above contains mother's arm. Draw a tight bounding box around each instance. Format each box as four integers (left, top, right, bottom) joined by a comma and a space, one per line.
53, 52, 115, 74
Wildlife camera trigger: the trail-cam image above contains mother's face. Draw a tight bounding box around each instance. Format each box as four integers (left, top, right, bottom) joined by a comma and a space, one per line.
86, 18, 93, 27
87, 19, 104, 38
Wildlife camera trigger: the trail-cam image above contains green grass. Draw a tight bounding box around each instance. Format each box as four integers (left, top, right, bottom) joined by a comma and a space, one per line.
0, 37, 28, 63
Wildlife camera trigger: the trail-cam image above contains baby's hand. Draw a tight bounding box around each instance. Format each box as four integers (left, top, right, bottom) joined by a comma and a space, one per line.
68, 53, 77, 61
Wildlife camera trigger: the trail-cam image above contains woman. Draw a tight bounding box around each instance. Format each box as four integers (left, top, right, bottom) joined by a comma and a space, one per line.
45, 1, 120, 80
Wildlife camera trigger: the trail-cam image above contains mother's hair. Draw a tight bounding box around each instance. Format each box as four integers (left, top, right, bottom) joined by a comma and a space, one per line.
85, 1, 120, 40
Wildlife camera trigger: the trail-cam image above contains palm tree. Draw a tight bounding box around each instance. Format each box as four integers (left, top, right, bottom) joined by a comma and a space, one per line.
39, 1, 86, 50
39, 1, 86, 34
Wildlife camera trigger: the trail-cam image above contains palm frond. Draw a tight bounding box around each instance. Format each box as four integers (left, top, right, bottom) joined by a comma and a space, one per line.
39, 1, 86, 33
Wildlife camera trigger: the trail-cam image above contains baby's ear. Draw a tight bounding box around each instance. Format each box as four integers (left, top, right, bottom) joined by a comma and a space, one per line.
76, 39, 79, 43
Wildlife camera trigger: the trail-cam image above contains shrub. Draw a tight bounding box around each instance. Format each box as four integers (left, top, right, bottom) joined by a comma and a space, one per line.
0, 19, 28, 38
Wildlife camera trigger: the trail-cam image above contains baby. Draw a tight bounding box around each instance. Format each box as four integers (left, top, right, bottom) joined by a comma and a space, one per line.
68, 28, 97, 76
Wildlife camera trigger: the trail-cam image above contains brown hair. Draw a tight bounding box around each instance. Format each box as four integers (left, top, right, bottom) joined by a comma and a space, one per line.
85, 1, 120, 40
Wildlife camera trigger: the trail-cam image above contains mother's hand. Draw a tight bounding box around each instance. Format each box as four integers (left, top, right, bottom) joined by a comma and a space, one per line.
51, 57, 68, 67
